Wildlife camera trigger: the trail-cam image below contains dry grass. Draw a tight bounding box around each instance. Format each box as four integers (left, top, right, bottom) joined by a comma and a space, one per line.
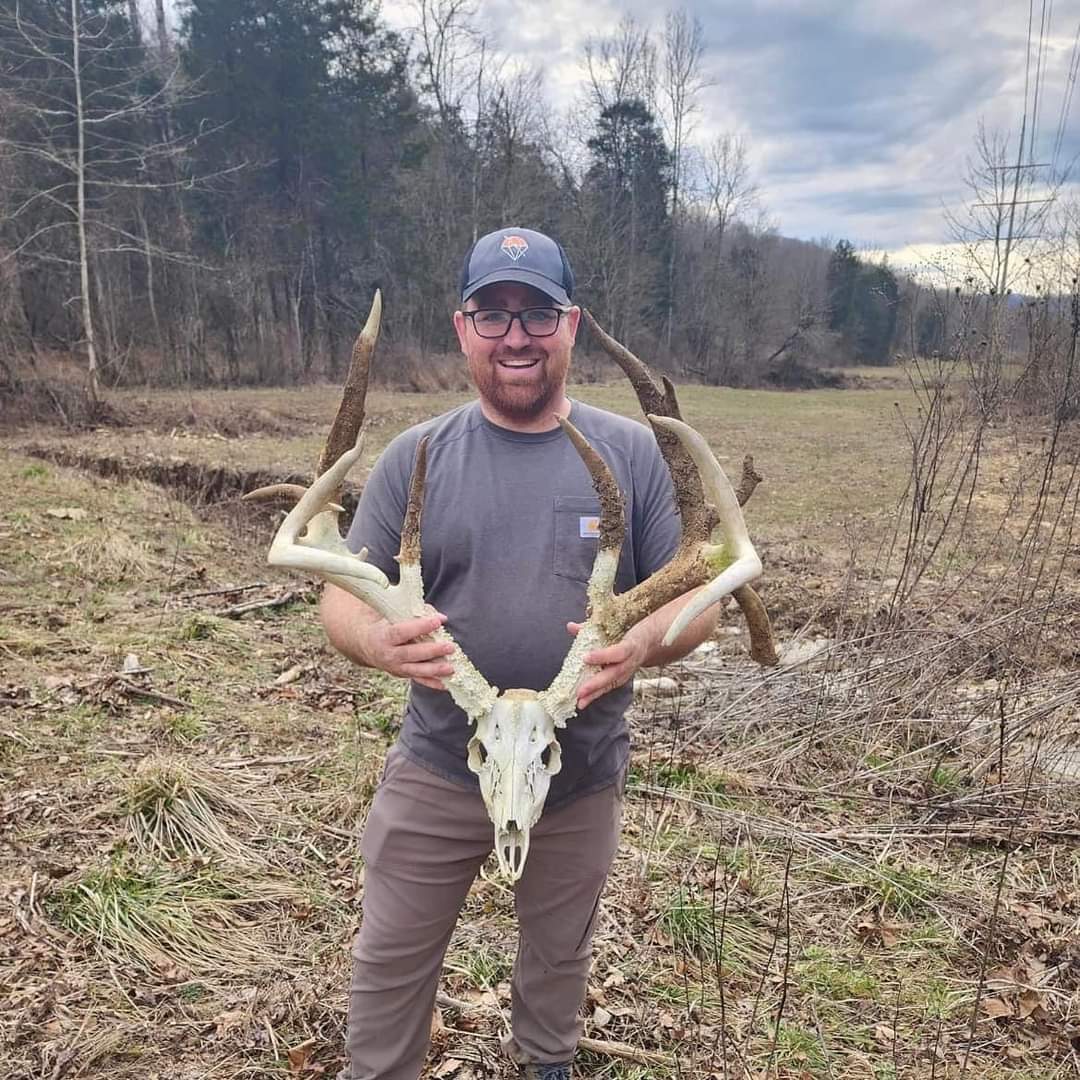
121, 754, 281, 866
1, 380, 1078, 1079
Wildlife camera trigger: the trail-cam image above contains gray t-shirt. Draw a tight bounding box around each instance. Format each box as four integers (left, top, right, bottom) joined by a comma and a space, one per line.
346, 399, 680, 807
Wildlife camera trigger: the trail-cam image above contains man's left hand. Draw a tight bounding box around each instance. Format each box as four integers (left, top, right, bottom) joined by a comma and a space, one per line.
566, 622, 650, 710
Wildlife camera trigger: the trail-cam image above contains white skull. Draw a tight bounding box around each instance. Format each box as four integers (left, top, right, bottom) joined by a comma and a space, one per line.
466, 690, 562, 879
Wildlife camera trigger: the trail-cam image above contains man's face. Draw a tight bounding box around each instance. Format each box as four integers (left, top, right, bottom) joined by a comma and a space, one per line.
453, 282, 580, 426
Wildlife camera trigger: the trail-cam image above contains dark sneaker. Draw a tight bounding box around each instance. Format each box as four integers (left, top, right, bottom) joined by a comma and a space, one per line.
519, 1066, 571, 1080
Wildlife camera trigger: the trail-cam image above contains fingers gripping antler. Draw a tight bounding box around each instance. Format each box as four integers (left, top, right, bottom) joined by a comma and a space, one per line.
583, 309, 779, 666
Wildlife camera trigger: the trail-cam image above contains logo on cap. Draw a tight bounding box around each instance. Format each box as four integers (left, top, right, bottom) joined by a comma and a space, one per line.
500, 234, 529, 261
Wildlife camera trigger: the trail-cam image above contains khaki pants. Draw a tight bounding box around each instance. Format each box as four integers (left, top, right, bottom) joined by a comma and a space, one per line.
342, 745, 624, 1080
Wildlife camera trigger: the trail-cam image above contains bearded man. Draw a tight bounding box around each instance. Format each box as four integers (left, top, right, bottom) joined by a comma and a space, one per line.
322, 227, 718, 1080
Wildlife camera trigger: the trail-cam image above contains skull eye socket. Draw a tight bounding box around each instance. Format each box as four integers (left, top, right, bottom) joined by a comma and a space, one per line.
542, 739, 562, 775
467, 737, 487, 771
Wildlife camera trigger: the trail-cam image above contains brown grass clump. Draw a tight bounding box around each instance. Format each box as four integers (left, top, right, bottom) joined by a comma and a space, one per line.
122, 754, 277, 866
49, 862, 301, 978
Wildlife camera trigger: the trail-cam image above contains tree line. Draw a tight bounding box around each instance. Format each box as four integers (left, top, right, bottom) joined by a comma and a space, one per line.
0, 0, 954, 407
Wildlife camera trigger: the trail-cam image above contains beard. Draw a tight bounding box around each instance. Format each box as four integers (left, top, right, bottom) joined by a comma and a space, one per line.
468, 347, 570, 424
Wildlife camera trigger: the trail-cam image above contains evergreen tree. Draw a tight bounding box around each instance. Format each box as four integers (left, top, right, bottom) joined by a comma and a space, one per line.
825, 241, 899, 363
179, 0, 417, 376
826, 239, 860, 332
852, 262, 899, 364
581, 98, 672, 340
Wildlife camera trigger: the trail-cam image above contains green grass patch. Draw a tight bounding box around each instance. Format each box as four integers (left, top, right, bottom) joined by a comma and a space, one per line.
446, 943, 511, 988
49, 861, 300, 976
641, 761, 738, 807
658, 887, 768, 974
795, 944, 879, 1001
866, 863, 939, 915
176, 614, 239, 643
769, 1022, 828, 1073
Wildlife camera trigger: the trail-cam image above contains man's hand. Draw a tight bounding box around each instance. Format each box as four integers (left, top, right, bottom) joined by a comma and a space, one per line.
567, 621, 649, 710
365, 612, 456, 691
320, 586, 455, 691
565, 585, 722, 711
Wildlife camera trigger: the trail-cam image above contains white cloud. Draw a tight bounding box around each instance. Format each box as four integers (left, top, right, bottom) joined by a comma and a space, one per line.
382, 0, 1080, 250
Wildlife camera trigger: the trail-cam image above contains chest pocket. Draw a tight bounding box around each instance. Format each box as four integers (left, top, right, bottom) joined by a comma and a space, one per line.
552, 495, 603, 583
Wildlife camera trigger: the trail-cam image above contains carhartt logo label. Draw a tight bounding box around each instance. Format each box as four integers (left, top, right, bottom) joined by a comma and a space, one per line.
500, 234, 529, 261
579, 516, 600, 539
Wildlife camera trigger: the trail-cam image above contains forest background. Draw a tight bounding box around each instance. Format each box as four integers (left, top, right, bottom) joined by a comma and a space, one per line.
3, 0, 1075, 415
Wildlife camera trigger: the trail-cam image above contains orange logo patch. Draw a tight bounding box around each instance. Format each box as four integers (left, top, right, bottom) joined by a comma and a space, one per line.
500, 234, 529, 261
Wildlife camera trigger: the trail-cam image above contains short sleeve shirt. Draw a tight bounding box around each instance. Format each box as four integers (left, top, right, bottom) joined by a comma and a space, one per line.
346, 399, 680, 807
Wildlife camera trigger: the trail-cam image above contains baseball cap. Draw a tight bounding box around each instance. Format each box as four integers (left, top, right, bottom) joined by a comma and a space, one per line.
460, 227, 575, 306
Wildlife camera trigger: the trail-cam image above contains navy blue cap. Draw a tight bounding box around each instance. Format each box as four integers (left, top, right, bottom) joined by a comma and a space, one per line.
460, 227, 575, 306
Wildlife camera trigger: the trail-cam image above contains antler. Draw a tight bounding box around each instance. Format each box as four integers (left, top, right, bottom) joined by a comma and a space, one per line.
244, 292, 499, 723
582, 310, 779, 667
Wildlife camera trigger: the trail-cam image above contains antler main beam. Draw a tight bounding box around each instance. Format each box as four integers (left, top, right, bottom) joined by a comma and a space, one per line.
583, 310, 779, 667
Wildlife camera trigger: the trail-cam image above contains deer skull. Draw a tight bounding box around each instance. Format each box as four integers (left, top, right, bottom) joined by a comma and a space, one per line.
467, 690, 563, 878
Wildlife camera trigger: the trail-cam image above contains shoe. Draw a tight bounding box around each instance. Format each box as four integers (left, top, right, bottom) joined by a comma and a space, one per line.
519, 1065, 571, 1080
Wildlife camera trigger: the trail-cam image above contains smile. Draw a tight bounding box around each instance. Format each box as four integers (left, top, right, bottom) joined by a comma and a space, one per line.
498, 359, 541, 369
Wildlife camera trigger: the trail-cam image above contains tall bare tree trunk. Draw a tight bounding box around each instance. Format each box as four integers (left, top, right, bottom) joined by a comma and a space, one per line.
154, 0, 168, 57
126, 0, 141, 44
71, 0, 99, 405
662, 10, 705, 356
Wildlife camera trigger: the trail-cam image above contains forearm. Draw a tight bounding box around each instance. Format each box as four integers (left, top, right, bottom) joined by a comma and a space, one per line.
631, 586, 720, 668
319, 584, 382, 668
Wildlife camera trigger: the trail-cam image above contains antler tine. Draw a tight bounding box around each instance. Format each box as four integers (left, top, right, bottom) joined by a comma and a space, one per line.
399, 436, 428, 565
244, 290, 381, 513
556, 416, 624, 557
316, 289, 383, 489
733, 455, 780, 667
582, 308, 682, 418
583, 309, 715, 552
736, 456, 763, 508
539, 416, 626, 727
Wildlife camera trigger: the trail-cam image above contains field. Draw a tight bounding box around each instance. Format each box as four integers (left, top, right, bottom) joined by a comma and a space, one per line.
2, 369, 1079, 1079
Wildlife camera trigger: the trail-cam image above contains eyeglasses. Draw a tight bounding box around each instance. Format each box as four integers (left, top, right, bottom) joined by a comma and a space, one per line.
462, 307, 568, 339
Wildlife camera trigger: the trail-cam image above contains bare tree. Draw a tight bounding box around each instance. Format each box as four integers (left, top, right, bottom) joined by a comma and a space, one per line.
413, 0, 485, 128
0, 0, 221, 405
698, 134, 758, 255
941, 122, 1067, 411
582, 14, 656, 115
660, 8, 707, 352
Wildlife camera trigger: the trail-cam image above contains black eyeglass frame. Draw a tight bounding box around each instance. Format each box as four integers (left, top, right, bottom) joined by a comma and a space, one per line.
460, 306, 571, 339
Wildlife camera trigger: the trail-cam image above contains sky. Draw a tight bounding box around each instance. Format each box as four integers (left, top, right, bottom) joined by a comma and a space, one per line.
383, 0, 1080, 275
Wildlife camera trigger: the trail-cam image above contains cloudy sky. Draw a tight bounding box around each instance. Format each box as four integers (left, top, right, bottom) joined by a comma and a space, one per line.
386, 0, 1080, 271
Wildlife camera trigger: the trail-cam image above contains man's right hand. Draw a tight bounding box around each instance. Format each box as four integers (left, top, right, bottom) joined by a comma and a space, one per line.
364, 612, 456, 691
320, 586, 455, 692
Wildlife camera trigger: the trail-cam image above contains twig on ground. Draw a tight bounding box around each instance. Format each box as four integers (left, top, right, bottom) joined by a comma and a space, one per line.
220, 588, 315, 617
434, 992, 677, 1067
175, 581, 268, 600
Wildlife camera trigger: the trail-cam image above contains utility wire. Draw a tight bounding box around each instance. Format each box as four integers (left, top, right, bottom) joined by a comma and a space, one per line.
1050, 17, 1080, 171
1028, 0, 1050, 164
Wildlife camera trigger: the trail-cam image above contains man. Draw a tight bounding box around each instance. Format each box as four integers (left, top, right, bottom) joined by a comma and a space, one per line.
322, 227, 718, 1080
